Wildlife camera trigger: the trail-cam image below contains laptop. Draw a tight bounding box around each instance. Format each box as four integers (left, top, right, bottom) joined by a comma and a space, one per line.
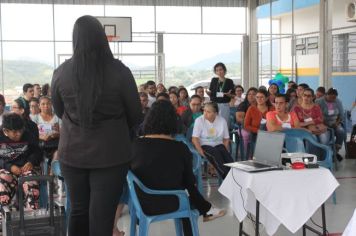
225, 131, 286, 172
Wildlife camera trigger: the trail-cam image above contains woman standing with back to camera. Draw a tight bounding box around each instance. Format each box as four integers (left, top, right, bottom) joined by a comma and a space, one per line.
51, 15, 142, 236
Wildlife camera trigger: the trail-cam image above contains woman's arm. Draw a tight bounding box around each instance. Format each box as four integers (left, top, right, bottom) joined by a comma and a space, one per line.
244, 107, 258, 133
192, 137, 205, 157
223, 138, 230, 150
236, 111, 245, 124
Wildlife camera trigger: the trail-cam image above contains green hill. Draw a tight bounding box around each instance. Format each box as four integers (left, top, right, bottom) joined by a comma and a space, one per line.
2, 60, 54, 89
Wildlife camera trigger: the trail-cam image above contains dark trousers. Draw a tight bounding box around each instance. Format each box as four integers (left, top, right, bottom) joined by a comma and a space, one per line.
202, 144, 233, 179
60, 162, 128, 236
138, 184, 211, 236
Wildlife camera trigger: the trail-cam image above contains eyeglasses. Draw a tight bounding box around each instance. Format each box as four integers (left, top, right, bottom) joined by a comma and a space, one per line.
303, 94, 313, 98
256, 96, 265, 99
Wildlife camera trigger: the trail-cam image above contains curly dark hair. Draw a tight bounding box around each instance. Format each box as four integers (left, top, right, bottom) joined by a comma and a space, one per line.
143, 100, 177, 135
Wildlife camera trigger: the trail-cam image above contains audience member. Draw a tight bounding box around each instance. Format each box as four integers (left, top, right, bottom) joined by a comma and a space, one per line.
244, 89, 274, 136
316, 86, 326, 99
0, 94, 6, 125
181, 95, 203, 135
195, 86, 209, 103
29, 97, 40, 121
131, 100, 225, 236
156, 83, 167, 94
235, 87, 258, 157
12, 98, 39, 142
156, 92, 170, 101
33, 84, 42, 98
292, 88, 328, 143
192, 102, 233, 179
0, 113, 42, 210
286, 88, 297, 102
316, 88, 345, 160
146, 80, 157, 107
169, 91, 187, 116
287, 81, 297, 89
351, 100, 356, 126
178, 87, 190, 107
17, 83, 34, 116
266, 94, 300, 131
139, 92, 150, 116
206, 62, 235, 127
268, 83, 279, 104
138, 83, 146, 93
168, 86, 179, 94
229, 85, 244, 107
42, 83, 51, 97
32, 96, 61, 158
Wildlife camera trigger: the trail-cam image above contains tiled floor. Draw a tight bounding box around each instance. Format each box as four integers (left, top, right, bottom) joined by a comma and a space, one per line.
116, 158, 356, 236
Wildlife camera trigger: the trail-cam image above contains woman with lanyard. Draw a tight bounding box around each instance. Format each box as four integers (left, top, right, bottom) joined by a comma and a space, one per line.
206, 62, 234, 128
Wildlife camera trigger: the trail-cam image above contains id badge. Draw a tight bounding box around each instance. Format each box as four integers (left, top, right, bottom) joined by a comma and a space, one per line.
260, 118, 267, 124
328, 109, 335, 115
216, 92, 224, 98
282, 123, 292, 129
304, 117, 313, 123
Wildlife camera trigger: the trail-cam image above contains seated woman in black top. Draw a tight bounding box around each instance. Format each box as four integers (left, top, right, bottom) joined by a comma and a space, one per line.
131, 100, 225, 236
0, 113, 42, 209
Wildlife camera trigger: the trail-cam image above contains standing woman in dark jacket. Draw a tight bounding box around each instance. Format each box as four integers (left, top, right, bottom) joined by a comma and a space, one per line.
206, 62, 235, 127
51, 15, 142, 236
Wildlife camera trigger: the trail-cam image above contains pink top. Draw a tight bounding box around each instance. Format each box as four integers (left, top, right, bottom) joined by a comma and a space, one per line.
292, 104, 324, 125
266, 111, 299, 131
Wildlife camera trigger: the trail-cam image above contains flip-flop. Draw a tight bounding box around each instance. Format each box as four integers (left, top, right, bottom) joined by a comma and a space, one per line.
203, 209, 227, 222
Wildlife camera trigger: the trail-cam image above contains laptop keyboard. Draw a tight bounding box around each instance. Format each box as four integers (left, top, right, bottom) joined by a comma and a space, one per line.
242, 161, 271, 168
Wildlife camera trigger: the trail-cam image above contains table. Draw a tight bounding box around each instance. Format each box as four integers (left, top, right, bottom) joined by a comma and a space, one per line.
343, 209, 356, 236
219, 167, 339, 235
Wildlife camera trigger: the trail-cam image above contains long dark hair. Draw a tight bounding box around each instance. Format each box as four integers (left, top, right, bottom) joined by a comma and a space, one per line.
72, 15, 114, 127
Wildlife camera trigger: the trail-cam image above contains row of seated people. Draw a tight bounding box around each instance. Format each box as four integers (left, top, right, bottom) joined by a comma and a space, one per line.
137, 82, 346, 178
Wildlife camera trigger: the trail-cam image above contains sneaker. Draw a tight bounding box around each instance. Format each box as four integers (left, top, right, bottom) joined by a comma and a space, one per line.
203, 206, 226, 222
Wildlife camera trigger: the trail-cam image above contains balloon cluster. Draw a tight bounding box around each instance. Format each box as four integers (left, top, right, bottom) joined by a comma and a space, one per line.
268, 73, 289, 94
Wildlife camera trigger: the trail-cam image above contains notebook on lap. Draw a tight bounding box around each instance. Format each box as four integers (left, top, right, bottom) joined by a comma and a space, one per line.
225, 131, 285, 172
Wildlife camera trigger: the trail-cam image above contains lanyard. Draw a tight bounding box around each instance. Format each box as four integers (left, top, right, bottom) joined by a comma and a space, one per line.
217, 79, 226, 92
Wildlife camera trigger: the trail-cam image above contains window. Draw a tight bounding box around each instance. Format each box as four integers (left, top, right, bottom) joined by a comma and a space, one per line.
156, 6, 201, 33
1, 3, 53, 40
202, 7, 246, 33
333, 33, 356, 72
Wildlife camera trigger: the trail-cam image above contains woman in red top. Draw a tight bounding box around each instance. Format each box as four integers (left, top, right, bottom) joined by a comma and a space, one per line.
266, 94, 300, 131
169, 91, 187, 116
292, 88, 328, 143
244, 89, 274, 134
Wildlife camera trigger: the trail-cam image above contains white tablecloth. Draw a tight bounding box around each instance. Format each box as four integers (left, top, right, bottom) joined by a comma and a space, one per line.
218, 167, 339, 235
343, 209, 356, 236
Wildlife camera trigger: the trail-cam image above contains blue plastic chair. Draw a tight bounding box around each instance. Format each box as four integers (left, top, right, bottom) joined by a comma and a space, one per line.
175, 134, 203, 194
126, 170, 200, 236
281, 129, 336, 204
51, 160, 70, 227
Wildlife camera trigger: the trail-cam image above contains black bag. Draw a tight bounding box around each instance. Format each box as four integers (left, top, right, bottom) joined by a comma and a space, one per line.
346, 125, 356, 159
1, 175, 66, 236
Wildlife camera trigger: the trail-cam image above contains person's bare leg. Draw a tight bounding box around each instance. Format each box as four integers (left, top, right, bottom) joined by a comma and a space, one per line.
113, 204, 125, 236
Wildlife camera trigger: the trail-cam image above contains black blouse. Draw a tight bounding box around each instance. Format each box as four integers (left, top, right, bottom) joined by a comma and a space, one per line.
208, 77, 234, 103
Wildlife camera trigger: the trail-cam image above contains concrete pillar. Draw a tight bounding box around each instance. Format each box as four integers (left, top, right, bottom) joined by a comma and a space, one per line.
246, 0, 259, 89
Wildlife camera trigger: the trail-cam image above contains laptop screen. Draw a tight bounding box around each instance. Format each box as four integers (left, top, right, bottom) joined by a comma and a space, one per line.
253, 131, 285, 166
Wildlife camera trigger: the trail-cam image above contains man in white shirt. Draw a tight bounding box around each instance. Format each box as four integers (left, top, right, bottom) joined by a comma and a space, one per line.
146, 80, 156, 107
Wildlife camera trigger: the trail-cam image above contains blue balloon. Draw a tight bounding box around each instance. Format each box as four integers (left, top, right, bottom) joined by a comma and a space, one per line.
280, 88, 285, 94
276, 80, 283, 87
268, 79, 274, 85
